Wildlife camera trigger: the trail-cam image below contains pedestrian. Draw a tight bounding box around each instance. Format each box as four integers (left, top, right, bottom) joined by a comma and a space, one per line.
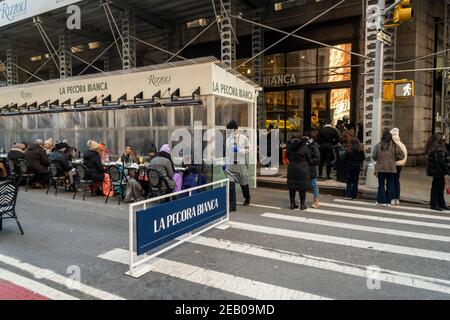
343, 137, 365, 200
224, 120, 251, 211
305, 131, 320, 209
318, 118, 339, 179
372, 131, 405, 207
426, 133, 450, 211
286, 133, 312, 210
390, 128, 408, 206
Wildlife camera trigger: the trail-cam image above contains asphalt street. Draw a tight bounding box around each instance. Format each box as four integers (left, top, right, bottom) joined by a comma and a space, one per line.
1, 187, 450, 300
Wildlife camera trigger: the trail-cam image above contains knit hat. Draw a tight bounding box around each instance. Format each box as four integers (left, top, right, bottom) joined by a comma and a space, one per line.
390, 128, 400, 137
160, 144, 171, 154
87, 140, 99, 151
55, 142, 69, 150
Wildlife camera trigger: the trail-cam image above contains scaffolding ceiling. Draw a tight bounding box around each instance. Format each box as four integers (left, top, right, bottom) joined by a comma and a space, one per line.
0, 0, 274, 60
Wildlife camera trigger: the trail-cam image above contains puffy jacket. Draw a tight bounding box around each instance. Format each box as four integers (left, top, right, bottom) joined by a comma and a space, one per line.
427, 145, 450, 178
344, 148, 366, 169
24, 144, 50, 174
372, 141, 405, 174
392, 135, 408, 167
83, 150, 105, 182
7, 148, 25, 162
286, 139, 312, 191
308, 142, 320, 179
318, 125, 339, 145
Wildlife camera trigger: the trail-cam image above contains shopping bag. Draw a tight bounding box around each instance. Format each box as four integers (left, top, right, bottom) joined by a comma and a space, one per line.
102, 173, 114, 197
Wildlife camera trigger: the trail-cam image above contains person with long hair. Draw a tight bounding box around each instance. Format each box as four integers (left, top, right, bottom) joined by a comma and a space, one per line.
117, 146, 139, 165
286, 133, 312, 210
372, 130, 405, 206
343, 137, 366, 200
390, 128, 408, 206
426, 133, 450, 211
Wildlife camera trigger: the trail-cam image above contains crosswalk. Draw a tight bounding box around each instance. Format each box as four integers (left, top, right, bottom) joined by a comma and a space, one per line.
2, 196, 450, 300
98, 198, 450, 300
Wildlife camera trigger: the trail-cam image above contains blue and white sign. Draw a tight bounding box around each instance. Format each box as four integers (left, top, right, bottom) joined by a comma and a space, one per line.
136, 187, 227, 256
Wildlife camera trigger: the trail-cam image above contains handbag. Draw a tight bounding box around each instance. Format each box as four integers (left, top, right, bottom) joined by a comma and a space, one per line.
446, 176, 450, 195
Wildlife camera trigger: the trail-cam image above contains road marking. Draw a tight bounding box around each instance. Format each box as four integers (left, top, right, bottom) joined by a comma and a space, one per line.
320, 202, 450, 222
98, 248, 330, 300
230, 222, 450, 262
250, 204, 282, 210
0, 253, 125, 300
189, 236, 450, 295
262, 213, 450, 243
0, 267, 78, 300
334, 199, 443, 214
308, 208, 450, 230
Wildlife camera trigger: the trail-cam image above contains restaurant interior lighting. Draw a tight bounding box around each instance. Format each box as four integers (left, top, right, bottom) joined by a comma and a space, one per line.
30, 55, 42, 62
88, 42, 101, 50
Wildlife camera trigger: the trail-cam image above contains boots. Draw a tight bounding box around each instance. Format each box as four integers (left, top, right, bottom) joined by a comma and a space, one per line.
311, 199, 320, 209
242, 184, 251, 206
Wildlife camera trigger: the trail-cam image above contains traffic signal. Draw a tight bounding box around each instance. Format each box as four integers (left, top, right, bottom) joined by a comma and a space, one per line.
393, 0, 414, 24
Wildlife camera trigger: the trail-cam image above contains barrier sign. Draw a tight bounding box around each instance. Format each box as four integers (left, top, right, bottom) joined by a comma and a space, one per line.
136, 187, 227, 256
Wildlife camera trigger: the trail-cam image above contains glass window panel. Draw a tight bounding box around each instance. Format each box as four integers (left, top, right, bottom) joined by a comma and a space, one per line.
125, 109, 151, 127
152, 108, 168, 126
286, 90, 304, 140
286, 50, 317, 85
311, 92, 328, 131
193, 105, 207, 125
86, 111, 105, 127
265, 91, 286, 142
175, 106, 192, 126
330, 88, 351, 127
318, 44, 352, 83
125, 130, 155, 156
37, 114, 52, 129
215, 97, 250, 127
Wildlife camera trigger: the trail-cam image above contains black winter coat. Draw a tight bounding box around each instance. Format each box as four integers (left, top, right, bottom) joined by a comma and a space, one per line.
427, 145, 450, 178
308, 142, 320, 179
24, 145, 50, 174
83, 150, 105, 182
344, 148, 366, 169
286, 139, 312, 191
7, 149, 25, 161
49, 151, 72, 173
318, 126, 339, 145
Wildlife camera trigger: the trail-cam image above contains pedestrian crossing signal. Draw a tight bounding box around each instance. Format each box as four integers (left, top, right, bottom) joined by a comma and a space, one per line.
382, 80, 414, 102
393, 0, 414, 24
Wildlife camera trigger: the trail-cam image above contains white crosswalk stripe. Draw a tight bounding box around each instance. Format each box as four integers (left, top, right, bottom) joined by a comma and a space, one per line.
334, 199, 443, 214
0, 267, 78, 300
320, 202, 450, 222
98, 248, 330, 300
95, 199, 450, 299
0, 253, 125, 300
188, 236, 450, 295
229, 221, 450, 262
262, 212, 450, 242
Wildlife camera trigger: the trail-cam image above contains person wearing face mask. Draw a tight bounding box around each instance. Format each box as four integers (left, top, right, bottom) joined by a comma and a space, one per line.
223, 120, 251, 211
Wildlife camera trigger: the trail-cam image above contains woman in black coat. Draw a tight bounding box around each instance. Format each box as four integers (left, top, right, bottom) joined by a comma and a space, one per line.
286, 134, 312, 210
426, 133, 450, 211
83, 140, 105, 182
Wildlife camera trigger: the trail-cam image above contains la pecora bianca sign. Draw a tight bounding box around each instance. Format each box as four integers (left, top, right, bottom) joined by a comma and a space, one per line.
0, 0, 83, 28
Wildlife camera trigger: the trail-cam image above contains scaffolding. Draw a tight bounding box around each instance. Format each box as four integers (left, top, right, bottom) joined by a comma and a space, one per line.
441, 0, 450, 136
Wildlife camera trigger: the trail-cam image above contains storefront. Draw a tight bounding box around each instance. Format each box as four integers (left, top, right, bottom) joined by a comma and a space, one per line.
237, 43, 354, 143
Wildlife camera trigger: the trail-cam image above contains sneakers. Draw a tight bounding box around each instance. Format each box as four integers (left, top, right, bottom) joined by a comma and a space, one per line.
391, 199, 400, 206
344, 197, 353, 200
311, 200, 320, 209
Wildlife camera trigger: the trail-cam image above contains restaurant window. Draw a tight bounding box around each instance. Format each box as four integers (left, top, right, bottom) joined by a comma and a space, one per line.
318, 44, 352, 83
265, 91, 286, 141
286, 49, 317, 85
286, 90, 304, 140
330, 88, 351, 126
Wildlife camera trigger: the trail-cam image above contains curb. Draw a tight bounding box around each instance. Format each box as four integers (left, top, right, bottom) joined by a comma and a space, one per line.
257, 180, 428, 206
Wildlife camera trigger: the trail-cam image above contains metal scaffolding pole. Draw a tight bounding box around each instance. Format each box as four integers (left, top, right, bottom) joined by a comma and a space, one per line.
441, 0, 450, 135
6, 45, 18, 86
220, 0, 236, 67
251, 9, 265, 129
122, 11, 136, 69
59, 33, 72, 78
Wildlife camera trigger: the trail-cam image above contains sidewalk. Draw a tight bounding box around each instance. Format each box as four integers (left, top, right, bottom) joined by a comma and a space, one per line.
258, 166, 444, 205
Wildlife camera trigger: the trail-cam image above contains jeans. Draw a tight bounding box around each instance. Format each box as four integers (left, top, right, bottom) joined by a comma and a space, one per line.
311, 178, 319, 200
394, 166, 402, 200
377, 172, 396, 204
229, 181, 250, 211
345, 166, 360, 199
430, 176, 446, 209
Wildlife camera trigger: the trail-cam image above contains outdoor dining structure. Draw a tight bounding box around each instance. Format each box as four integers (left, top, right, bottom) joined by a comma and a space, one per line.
0, 57, 260, 188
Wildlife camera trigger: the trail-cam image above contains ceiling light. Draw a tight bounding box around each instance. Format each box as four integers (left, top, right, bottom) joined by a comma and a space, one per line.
31, 55, 42, 62
88, 42, 101, 50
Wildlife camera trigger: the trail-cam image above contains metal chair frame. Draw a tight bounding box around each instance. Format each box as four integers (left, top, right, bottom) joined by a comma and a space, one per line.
17, 159, 36, 192
46, 161, 69, 196
0, 181, 24, 235
105, 165, 128, 205
73, 164, 95, 201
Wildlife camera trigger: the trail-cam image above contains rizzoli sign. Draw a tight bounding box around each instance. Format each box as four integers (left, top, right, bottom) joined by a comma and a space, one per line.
1, 0, 28, 21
